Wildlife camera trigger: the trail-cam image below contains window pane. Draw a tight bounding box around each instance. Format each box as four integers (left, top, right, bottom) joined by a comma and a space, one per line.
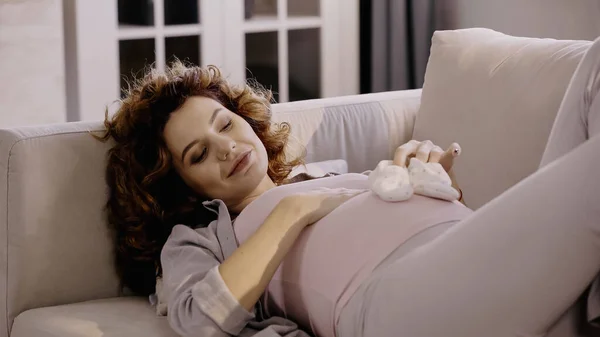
118, 0, 154, 26
165, 0, 199, 25
119, 39, 155, 96
246, 31, 279, 102
246, 0, 277, 20
165, 35, 201, 66
288, 29, 320, 101
288, 0, 319, 17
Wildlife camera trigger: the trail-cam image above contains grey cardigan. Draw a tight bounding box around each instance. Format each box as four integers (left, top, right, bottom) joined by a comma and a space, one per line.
160, 199, 311, 337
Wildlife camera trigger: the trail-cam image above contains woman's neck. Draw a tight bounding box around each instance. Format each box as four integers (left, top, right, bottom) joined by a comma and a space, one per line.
229, 175, 277, 214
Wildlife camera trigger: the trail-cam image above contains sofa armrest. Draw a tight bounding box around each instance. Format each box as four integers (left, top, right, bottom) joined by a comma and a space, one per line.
272, 89, 422, 173
0, 121, 120, 337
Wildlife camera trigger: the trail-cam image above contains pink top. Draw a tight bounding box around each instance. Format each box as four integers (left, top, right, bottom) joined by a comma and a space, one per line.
233, 173, 473, 337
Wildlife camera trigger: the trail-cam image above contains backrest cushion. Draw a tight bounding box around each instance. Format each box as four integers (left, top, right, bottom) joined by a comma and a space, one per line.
413, 28, 592, 209
273, 90, 422, 173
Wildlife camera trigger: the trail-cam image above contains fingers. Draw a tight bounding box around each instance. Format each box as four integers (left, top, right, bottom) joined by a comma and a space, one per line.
415, 140, 434, 162
395, 140, 461, 169
393, 140, 420, 167
439, 142, 461, 172
428, 146, 444, 163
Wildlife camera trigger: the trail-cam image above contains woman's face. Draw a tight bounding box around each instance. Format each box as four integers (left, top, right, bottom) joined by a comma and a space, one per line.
163, 96, 272, 209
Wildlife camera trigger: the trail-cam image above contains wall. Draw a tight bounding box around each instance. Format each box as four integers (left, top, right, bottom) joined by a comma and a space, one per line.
0, 0, 66, 127
439, 0, 600, 40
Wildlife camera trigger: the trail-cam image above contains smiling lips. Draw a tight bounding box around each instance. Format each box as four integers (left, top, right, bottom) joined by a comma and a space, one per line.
228, 150, 251, 177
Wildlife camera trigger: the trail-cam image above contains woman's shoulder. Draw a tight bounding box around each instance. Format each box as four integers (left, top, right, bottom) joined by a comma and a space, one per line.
165, 223, 221, 251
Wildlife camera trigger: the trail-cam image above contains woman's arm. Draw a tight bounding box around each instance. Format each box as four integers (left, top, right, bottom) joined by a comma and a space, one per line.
162, 224, 253, 337
162, 189, 363, 336
219, 188, 365, 311
218, 199, 306, 311
164, 207, 306, 337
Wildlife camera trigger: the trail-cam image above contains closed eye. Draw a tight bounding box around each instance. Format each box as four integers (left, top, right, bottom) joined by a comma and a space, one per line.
190, 120, 232, 165
191, 148, 207, 165
221, 119, 233, 132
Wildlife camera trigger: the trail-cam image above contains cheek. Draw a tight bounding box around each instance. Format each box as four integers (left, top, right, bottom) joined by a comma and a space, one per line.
244, 126, 263, 149
181, 165, 221, 193
238, 124, 266, 155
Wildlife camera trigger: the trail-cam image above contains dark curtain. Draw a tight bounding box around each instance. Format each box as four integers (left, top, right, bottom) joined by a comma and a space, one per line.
360, 0, 443, 93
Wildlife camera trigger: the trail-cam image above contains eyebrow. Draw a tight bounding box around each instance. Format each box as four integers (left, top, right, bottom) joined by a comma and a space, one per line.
180, 108, 223, 163
208, 108, 222, 126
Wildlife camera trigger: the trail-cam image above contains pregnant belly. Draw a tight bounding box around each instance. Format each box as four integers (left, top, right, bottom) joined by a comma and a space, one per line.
267, 193, 471, 337
232, 174, 473, 337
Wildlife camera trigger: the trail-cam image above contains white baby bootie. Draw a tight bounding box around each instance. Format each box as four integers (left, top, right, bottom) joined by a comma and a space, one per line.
368, 160, 413, 202
408, 157, 460, 202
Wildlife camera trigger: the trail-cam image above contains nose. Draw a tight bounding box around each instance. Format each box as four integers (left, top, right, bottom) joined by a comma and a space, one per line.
215, 135, 236, 161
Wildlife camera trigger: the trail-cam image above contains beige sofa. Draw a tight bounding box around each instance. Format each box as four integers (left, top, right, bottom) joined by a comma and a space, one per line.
1, 28, 599, 336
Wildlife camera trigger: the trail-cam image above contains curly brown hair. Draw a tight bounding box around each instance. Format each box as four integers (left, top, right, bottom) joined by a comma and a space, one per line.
99, 61, 304, 296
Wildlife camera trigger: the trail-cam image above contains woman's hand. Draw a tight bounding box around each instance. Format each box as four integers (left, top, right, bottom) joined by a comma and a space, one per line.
280, 188, 367, 226
393, 140, 464, 202
393, 140, 461, 173
219, 187, 364, 312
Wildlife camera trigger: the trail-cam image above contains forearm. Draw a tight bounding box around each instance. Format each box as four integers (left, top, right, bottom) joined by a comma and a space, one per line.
218, 201, 306, 311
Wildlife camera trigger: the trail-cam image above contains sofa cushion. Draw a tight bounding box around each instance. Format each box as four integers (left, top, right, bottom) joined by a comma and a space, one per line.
11, 297, 177, 337
272, 89, 422, 173
289, 159, 349, 178
413, 28, 592, 209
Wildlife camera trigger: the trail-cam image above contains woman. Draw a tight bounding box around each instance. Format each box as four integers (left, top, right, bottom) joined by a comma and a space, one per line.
102, 36, 600, 337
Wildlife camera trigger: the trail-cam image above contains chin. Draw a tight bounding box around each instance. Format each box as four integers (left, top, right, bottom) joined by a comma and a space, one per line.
249, 161, 268, 184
